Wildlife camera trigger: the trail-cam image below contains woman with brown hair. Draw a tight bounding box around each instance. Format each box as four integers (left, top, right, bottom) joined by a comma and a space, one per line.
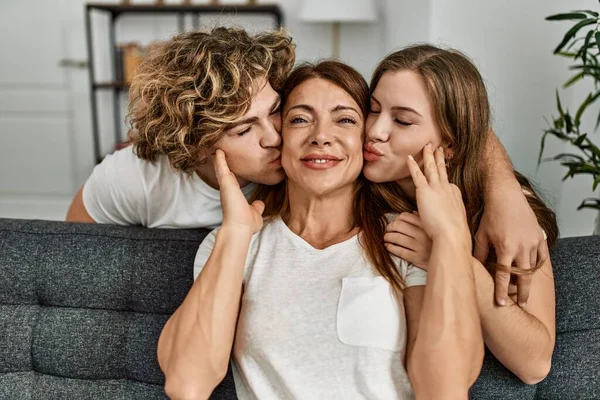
158, 60, 484, 399
363, 44, 557, 384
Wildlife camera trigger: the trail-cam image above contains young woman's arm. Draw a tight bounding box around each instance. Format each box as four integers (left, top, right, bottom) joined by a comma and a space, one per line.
157, 150, 265, 400
404, 144, 484, 399
387, 220, 555, 384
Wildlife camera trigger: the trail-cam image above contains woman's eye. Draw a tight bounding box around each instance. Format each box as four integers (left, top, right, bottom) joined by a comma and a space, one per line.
290, 116, 307, 124
369, 109, 381, 114
339, 117, 357, 124
395, 119, 413, 126
237, 127, 251, 136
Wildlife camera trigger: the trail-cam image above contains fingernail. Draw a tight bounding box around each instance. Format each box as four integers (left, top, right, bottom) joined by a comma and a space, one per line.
426, 143, 432, 148
519, 302, 527, 308
437, 146, 444, 152
498, 298, 506, 306
408, 155, 414, 161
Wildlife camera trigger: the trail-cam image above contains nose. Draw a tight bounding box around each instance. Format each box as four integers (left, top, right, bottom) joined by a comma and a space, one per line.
260, 113, 282, 148
366, 114, 390, 143
309, 120, 333, 147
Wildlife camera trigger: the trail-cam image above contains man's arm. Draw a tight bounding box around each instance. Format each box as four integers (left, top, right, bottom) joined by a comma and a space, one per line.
66, 186, 96, 223
476, 130, 546, 307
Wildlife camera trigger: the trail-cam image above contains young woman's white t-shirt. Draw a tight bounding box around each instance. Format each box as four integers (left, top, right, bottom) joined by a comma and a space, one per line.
82, 146, 255, 229
194, 216, 427, 399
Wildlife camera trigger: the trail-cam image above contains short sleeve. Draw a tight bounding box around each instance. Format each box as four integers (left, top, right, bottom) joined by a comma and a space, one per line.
398, 258, 427, 288
193, 228, 219, 281
82, 147, 147, 225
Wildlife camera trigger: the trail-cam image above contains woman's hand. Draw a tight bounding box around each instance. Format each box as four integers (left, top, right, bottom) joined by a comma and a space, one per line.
214, 149, 265, 234
384, 212, 432, 270
407, 143, 471, 251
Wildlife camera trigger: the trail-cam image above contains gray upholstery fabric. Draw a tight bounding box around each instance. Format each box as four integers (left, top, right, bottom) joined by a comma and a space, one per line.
0, 218, 598, 399
0, 218, 236, 400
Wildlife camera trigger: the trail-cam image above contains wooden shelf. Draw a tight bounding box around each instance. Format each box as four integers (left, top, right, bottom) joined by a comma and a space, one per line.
87, 3, 283, 20
93, 82, 130, 90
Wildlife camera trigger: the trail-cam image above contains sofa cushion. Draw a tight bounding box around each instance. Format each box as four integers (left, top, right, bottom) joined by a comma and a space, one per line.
1, 218, 599, 399
0, 219, 236, 400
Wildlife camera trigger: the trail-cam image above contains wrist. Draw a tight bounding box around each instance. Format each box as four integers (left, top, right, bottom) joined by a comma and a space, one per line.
218, 224, 254, 240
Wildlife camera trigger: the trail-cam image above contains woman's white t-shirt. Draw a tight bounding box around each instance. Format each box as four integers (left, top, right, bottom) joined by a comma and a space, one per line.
194, 217, 427, 399
82, 146, 256, 229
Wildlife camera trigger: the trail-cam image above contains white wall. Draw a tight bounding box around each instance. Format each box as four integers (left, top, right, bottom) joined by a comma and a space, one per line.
0, 0, 597, 236
429, 0, 600, 236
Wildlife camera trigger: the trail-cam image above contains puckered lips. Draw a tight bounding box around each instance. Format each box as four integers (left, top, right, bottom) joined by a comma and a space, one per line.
300, 153, 343, 170
363, 143, 383, 162
268, 153, 282, 166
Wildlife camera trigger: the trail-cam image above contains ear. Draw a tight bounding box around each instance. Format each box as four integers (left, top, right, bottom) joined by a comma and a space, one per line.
442, 142, 454, 159
197, 148, 210, 165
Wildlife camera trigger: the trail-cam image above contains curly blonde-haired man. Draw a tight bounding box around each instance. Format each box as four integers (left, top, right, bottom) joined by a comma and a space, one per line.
66, 27, 295, 228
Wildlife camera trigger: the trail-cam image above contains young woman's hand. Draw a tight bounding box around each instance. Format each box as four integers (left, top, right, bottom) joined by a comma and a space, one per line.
407, 143, 471, 251
384, 212, 432, 270
214, 149, 265, 234
474, 186, 547, 307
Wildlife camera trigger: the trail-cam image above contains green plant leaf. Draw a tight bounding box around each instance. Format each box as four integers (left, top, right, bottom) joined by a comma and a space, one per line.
575, 93, 594, 125
554, 18, 597, 54
596, 31, 600, 54
593, 175, 600, 190
583, 10, 600, 17
556, 90, 565, 116
574, 133, 588, 145
565, 112, 574, 132
577, 198, 600, 211
564, 71, 585, 88
557, 51, 578, 58
546, 12, 588, 21
579, 30, 596, 65
550, 152, 586, 162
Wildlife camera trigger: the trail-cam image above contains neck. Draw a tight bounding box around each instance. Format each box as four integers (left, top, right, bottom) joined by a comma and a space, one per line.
397, 176, 417, 201
284, 183, 358, 249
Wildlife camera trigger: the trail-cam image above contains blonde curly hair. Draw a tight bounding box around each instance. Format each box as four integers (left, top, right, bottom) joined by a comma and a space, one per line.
127, 27, 295, 173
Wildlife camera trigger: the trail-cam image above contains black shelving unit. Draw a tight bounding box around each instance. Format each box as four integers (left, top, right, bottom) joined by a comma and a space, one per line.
85, 3, 284, 163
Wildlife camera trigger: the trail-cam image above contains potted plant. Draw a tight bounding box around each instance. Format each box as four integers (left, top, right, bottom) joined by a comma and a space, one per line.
542, 8, 600, 232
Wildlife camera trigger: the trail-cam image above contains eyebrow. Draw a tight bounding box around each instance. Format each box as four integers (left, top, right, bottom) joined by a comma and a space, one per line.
371, 96, 423, 117
285, 104, 360, 116
226, 94, 281, 130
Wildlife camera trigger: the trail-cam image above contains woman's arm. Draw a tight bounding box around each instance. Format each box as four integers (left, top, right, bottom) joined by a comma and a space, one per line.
473, 245, 556, 384
404, 145, 484, 399
157, 150, 265, 400
158, 226, 252, 400
405, 242, 483, 399
388, 224, 556, 384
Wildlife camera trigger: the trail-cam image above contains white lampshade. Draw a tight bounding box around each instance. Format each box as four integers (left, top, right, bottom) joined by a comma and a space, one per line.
299, 0, 377, 23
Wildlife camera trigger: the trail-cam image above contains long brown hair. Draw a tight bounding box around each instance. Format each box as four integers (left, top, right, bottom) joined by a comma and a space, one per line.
369, 44, 558, 272
251, 61, 408, 293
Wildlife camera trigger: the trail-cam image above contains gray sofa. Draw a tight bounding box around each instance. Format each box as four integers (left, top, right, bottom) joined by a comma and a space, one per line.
0, 218, 598, 399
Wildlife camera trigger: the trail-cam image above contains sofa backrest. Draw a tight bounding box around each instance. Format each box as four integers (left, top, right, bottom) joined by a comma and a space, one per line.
0, 219, 236, 400
1, 218, 598, 399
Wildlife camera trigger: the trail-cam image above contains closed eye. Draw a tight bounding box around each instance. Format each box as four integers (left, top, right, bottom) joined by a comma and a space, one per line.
237, 126, 251, 136
395, 119, 413, 126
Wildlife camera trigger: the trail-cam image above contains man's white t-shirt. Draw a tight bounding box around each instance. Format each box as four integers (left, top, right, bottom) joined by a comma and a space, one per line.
193, 217, 427, 399
82, 146, 256, 229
